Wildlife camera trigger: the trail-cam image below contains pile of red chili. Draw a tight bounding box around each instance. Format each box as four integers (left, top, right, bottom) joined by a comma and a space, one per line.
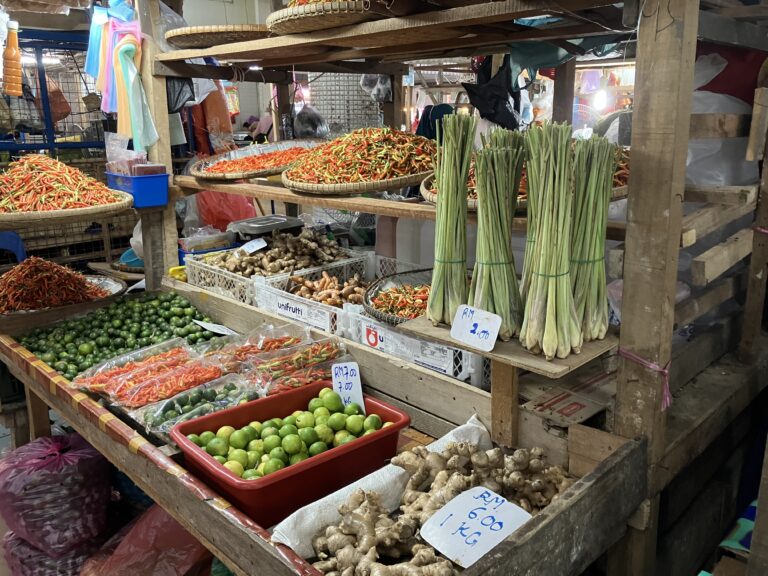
0, 257, 110, 314
0, 155, 124, 213
284, 128, 436, 184
254, 341, 343, 378
204, 147, 309, 175
118, 361, 223, 408
372, 284, 431, 320
77, 347, 192, 394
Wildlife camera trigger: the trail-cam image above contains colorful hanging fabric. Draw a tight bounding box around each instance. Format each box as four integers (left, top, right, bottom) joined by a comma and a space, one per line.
101, 19, 141, 114
85, 6, 108, 79
113, 34, 158, 152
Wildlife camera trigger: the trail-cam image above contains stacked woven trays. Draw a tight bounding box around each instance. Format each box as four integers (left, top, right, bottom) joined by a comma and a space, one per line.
267, 1, 381, 35
189, 140, 321, 180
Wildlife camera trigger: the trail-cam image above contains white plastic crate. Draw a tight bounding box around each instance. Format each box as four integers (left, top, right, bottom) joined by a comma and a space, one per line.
186, 248, 368, 305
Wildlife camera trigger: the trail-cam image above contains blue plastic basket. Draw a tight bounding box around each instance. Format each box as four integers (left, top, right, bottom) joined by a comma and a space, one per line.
106, 172, 169, 209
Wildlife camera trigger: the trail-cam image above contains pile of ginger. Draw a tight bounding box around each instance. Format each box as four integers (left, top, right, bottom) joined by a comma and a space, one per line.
311, 442, 573, 576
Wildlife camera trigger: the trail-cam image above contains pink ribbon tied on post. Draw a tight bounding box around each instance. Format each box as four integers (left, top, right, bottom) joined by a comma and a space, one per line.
618, 347, 672, 411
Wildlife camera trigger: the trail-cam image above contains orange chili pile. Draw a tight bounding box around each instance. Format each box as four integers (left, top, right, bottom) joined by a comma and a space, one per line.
78, 347, 192, 394
372, 284, 431, 320
0, 257, 110, 314
254, 341, 343, 378
614, 147, 629, 187
119, 361, 223, 408
204, 147, 309, 175
284, 128, 436, 184
0, 154, 124, 213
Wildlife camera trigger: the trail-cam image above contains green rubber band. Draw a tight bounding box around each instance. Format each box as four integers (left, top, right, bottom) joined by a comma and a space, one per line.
532, 270, 570, 278
570, 257, 604, 264
476, 261, 513, 266
435, 258, 465, 264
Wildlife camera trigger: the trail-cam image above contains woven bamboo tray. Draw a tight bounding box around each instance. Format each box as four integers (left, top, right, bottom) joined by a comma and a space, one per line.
0, 191, 133, 231
281, 170, 432, 195
419, 173, 530, 211
363, 269, 432, 326
267, 1, 380, 36
165, 25, 269, 49
190, 140, 321, 180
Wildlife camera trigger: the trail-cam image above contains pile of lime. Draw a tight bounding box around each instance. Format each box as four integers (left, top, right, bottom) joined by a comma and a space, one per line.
187, 388, 391, 479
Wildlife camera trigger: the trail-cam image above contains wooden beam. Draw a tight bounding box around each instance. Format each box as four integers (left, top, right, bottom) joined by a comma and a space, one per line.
382, 74, 404, 129
552, 59, 576, 123
675, 273, 744, 327
25, 388, 50, 440
691, 228, 753, 287
747, 442, 768, 576
698, 10, 768, 53
490, 361, 519, 448
568, 424, 630, 477
715, 3, 768, 19
747, 87, 768, 161
684, 184, 758, 205
689, 113, 751, 139
610, 0, 700, 572
680, 201, 756, 248
154, 61, 291, 83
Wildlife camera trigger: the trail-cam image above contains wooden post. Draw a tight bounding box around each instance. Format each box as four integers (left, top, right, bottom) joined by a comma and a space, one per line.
26, 388, 50, 440
552, 59, 576, 123
490, 361, 519, 447
137, 0, 177, 288
608, 0, 700, 573
272, 83, 300, 216
382, 74, 404, 129
747, 441, 768, 576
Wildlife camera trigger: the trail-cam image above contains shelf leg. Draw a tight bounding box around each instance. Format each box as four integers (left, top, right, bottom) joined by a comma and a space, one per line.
25, 387, 50, 440
747, 441, 768, 575
490, 360, 518, 448
139, 208, 166, 290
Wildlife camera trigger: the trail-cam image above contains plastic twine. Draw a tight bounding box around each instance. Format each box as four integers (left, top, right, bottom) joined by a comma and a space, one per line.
618, 347, 672, 411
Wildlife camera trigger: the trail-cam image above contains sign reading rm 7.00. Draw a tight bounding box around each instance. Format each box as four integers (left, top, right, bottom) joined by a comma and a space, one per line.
331, 361, 366, 415
450, 305, 501, 352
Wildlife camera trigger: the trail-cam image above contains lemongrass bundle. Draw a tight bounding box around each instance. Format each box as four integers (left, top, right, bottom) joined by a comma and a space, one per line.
571, 137, 615, 341
427, 114, 476, 326
519, 123, 582, 359
469, 130, 526, 340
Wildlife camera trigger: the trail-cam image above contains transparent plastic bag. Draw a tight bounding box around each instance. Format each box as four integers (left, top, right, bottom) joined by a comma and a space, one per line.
132, 373, 260, 434
87, 505, 211, 576
3, 531, 98, 576
0, 434, 111, 558
248, 354, 353, 397
607, 279, 690, 324
245, 338, 346, 378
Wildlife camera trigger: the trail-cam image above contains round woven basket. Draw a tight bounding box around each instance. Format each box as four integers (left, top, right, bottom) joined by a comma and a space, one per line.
190, 140, 321, 181
267, 1, 380, 36
165, 25, 270, 49
419, 173, 478, 210
0, 191, 133, 230
363, 269, 432, 326
281, 170, 431, 195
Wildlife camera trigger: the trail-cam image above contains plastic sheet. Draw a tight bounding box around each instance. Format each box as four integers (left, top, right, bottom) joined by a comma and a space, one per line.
3, 531, 97, 576
197, 190, 256, 232
248, 354, 352, 397
85, 505, 212, 576
0, 434, 111, 558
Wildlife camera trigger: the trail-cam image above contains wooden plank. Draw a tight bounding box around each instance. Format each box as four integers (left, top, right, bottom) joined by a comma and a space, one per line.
684, 184, 758, 205
398, 317, 619, 379
720, 557, 748, 576
490, 361, 518, 447
382, 74, 404, 128
689, 114, 751, 139
25, 388, 50, 440
567, 424, 630, 477
747, 442, 768, 576
610, 0, 700, 572
608, 243, 624, 278
680, 201, 756, 248
691, 229, 753, 287
716, 3, 768, 19
552, 59, 576, 123
464, 438, 647, 576
697, 10, 768, 53
747, 87, 768, 161
674, 274, 743, 328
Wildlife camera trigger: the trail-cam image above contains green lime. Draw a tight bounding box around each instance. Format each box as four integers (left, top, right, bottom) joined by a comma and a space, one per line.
344, 403, 362, 416
323, 392, 344, 413
314, 424, 334, 445
187, 433, 202, 447
269, 447, 289, 464
346, 415, 365, 436
213, 455, 227, 464
263, 435, 282, 453
216, 426, 235, 441
263, 458, 285, 475
308, 441, 328, 457
242, 469, 261, 480
298, 427, 318, 446
260, 426, 279, 440
199, 431, 216, 445
333, 430, 353, 447
383, 421, 394, 428
308, 397, 325, 412
327, 412, 347, 432
248, 421, 263, 436
266, 418, 283, 429
290, 453, 308, 466
296, 412, 315, 429
278, 424, 298, 438
229, 430, 249, 450
239, 426, 257, 443
282, 415, 297, 427
223, 460, 244, 477
364, 414, 383, 431
281, 434, 302, 455
206, 438, 229, 457
77, 343, 94, 356
363, 429, 377, 436
228, 449, 249, 468
318, 387, 334, 398
247, 439, 264, 452
247, 450, 262, 469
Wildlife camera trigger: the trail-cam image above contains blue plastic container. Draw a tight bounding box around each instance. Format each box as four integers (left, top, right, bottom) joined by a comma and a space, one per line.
106, 172, 169, 209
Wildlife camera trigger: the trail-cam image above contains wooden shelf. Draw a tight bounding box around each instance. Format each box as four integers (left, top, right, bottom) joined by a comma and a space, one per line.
398, 316, 618, 379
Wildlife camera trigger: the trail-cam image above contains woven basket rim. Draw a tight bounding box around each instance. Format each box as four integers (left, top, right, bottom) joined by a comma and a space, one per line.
165, 25, 269, 48
419, 172, 479, 210
267, 1, 378, 35
281, 170, 431, 195
189, 141, 320, 181
0, 191, 133, 229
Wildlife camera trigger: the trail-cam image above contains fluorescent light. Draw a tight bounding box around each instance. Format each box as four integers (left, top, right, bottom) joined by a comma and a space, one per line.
249, 65, 262, 71
592, 89, 608, 111
21, 55, 61, 65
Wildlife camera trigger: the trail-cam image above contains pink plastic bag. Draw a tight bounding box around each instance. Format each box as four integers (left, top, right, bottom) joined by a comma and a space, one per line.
197, 189, 255, 232
0, 434, 110, 558
3, 531, 97, 576
93, 505, 211, 576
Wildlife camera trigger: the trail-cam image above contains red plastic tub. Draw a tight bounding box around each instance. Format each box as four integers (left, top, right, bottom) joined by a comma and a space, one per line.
170, 381, 410, 527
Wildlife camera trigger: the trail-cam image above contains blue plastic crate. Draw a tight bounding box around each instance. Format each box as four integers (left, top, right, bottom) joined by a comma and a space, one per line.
106, 172, 168, 209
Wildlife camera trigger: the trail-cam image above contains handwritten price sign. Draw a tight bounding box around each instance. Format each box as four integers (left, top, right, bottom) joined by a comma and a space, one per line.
331, 361, 366, 415
420, 487, 531, 568
450, 305, 501, 352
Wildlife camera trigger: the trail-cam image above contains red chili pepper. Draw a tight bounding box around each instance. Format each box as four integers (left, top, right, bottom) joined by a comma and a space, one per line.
204, 147, 309, 175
